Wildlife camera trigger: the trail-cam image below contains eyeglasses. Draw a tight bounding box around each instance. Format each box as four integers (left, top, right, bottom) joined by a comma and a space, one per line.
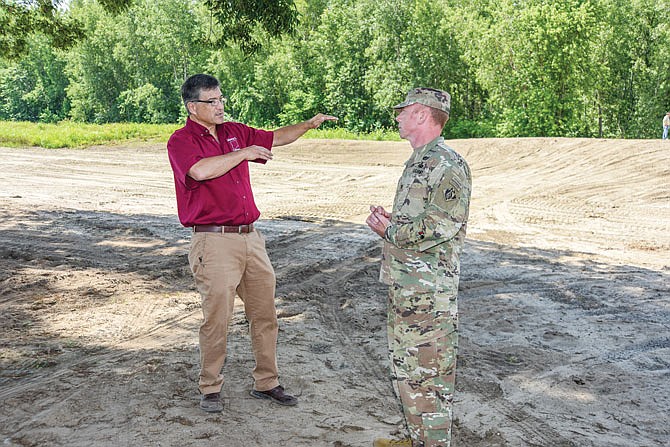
190, 96, 227, 106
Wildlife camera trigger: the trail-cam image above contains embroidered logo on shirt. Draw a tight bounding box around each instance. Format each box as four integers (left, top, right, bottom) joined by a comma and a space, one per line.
227, 137, 241, 151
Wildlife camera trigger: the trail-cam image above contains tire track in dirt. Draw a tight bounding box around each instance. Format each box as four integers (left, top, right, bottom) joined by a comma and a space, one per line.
269, 223, 392, 397
459, 351, 578, 447
457, 238, 670, 446
2, 139, 668, 446
0, 307, 200, 402
458, 278, 581, 447
0, 205, 197, 400
458, 292, 575, 447
508, 196, 670, 235
0, 218, 388, 424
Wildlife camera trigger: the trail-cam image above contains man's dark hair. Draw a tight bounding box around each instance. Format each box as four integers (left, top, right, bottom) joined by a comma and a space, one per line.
181, 74, 220, 108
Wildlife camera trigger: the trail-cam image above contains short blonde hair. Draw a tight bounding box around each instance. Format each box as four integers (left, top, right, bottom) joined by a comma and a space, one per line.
430, 108, 450, 127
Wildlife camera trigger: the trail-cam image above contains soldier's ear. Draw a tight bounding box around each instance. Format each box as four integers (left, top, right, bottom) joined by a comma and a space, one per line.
416, 107, 429, 124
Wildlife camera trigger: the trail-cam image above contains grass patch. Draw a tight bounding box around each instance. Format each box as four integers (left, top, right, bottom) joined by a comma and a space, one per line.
303, 127, 401, 141
0, 121, 180, 149
0, 120, 400, 149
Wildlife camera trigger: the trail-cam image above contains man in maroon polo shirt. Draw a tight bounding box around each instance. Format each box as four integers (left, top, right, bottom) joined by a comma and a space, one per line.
167, 74, 337, 413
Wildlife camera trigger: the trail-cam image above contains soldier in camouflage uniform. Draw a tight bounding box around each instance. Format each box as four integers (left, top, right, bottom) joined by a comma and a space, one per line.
366, 88, 471, 447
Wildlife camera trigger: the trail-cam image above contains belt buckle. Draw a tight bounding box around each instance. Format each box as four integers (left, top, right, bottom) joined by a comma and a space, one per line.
238, 225, 243, 234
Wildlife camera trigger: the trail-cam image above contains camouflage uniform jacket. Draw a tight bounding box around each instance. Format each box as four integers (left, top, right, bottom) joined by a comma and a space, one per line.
380, 136, 471, 300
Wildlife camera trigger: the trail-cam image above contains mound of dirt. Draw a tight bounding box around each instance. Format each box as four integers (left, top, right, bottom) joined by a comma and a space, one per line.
0, 137, 668, 446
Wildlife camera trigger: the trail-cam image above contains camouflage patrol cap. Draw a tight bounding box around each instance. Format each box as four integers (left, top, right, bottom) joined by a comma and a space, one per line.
393, 87, 451, 114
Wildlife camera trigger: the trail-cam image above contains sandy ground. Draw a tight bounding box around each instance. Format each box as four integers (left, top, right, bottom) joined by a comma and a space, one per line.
0, 137, 668, 447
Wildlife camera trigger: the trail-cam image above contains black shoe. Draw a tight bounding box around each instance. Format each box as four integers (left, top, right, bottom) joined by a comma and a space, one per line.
250, 385, 298, 406
200, 392, 223, 413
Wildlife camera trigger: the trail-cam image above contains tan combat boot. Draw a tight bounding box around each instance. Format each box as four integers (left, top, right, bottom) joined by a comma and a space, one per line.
372, 438, 413, 447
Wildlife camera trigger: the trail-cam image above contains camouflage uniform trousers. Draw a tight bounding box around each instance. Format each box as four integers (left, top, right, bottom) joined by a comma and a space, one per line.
387, 286, 458, 447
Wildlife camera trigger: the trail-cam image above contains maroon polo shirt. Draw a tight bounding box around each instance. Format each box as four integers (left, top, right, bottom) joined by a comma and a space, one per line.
167, 117, 274, 227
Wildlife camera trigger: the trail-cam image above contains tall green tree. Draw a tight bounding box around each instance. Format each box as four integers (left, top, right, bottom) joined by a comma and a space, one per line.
204, 0, 298, 54
113, 0, 209, 122
308, 0, 376, 131
0, 0, 85, 59
0, 0, 297, 59
64, 0, 131, 122
399, 0, 487, 137
0, 35, 69, 121
620, 0, 670, 137
3, 0, 670, 138
468, 0, 600, 136
65, 0, 209, 123
588, 0, 670, 138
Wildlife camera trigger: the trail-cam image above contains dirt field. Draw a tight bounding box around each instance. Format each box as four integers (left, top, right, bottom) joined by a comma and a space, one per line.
0, 137, 668, 447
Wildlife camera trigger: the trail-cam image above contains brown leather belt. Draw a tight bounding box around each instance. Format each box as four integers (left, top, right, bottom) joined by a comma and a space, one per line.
193, 224, 254, 234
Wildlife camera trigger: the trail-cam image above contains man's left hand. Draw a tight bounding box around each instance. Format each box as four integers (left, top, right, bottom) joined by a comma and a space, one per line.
307, 113, 338, 129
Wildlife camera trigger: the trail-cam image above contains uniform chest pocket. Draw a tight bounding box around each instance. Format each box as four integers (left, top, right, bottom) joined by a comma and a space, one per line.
396, 178, 430, 216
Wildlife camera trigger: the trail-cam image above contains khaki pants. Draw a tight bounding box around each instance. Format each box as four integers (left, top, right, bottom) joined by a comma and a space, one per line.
188, 230, 279, 395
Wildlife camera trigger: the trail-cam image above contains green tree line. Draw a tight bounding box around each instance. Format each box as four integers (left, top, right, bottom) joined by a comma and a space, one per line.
1, 0, 669, 138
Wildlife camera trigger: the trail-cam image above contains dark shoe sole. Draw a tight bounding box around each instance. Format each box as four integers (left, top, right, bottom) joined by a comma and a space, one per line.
250, 389, 298, 406
200, 404, 223, 413
200, 397, 223, 413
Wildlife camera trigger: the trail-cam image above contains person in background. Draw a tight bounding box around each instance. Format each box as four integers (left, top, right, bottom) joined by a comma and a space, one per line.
366, 87, 471, 447
167, 73, 337, 413
662, 112, 670, 140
